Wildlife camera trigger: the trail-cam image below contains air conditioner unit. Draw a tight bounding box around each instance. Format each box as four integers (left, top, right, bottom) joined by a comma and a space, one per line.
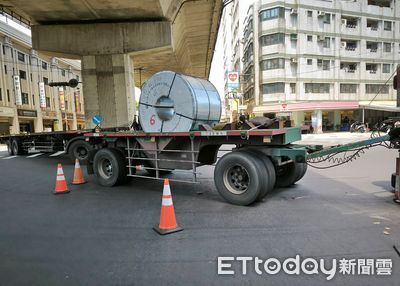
290, 8, 298, 15
318, 11, 325, 17
341, 19, 347, 25
291, 58, 298, 64
317, 35, 325, 41
51, 58, 58, 66
341, 41, 347, 48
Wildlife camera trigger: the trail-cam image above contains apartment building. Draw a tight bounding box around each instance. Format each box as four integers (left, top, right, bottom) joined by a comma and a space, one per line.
227, 0, 400, 132
0, 21, 84, 135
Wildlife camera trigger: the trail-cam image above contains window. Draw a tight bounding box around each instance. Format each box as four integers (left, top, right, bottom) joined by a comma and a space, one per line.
305, 83, 330, 93
46, 97, 51, 108
4, 65, 7, 74
366, 84, 389, 94
43, 77, 49, 85
384, 21, 392, 31
0, 88, 2, 101
323, 37, 330, 48
2, 45, 4, 55
260, 58, 285, 70
260, 7, 285, 21
307, 10, 313, 17
340, 84, 357, 93
366, 63, 377, 73
367, 19, 379, 30
61, 69, 66, 77
42, 61, 47, 70
76, 75, 80, 82
30, 73, 32, 82
323, 13, 331, 24
262, 83, 285, 94
322, 60, 330, 70
366, 41, 378, 52
307, 35, 313, 42
17, 52, 25, 62
368, 0, 391, 8
384, 42, 391, 52
21, 93, 29, 105
260, 33, 285, 46
290, 83, 296, 94
65, 100, 69, 111
7, 90, 10, 102
382, 64, 391, 73
307, 59, 313, 65
19, 70, 26, 80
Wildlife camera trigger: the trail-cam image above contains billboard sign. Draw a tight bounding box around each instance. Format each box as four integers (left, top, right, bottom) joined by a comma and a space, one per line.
58, 87, 65, 111
13, 75, 22, 105
39, 82, 46, 108
227, 71, 240, 90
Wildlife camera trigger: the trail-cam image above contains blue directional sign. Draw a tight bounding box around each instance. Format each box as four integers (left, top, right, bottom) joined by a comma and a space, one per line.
92, 115, 103, 125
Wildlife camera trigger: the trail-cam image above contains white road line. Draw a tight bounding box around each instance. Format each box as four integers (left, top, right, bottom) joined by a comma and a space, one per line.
27, 153, 44, 158
49, 151, 65, 157
2, 156, 17, 160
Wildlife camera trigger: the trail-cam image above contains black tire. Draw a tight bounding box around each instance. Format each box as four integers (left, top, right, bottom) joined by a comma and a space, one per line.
68, 140, 92, 163
11, 139, 27, 155
214, 151, 262, 205
93, 148, 127, 187
295, 162, 308, 182
275, 161, 303, 188
7, 141, 14, 156
244, 150, 276, 199
392, 173, 396, 189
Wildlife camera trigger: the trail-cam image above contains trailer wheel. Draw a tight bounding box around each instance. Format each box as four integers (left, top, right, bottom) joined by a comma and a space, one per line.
11, 139, 27, 155
68, 140, 92, 163
296, 163, 308, 182
244, 150, 276, 199
214, 152, 262, 205
392, 173, 396, 189
7, 141, 14, 156
93, 148, 127, 187
275, 161, 303, 188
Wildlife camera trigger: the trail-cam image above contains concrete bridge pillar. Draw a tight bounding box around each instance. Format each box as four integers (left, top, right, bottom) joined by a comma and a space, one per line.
82, 54, 135, 128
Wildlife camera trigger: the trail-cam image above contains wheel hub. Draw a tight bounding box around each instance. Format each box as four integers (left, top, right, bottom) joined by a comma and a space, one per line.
223, 165, 250, 194
99, 158, 113, 178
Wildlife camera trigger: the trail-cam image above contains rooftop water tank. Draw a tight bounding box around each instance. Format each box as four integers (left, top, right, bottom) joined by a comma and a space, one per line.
139, 71, 221, 133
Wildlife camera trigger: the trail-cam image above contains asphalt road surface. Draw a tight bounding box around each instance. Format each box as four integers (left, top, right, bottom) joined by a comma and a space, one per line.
0, 146, 399, 286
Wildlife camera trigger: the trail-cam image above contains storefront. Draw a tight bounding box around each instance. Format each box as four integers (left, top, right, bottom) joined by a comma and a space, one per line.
62, 112, 75, 130
76, 114, 85, 130
17, 109, 37, 133
42, 111, 58, 132
0, 106, 15, 135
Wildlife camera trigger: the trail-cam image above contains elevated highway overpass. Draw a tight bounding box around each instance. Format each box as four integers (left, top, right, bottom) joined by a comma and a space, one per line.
0, 0, 223, 127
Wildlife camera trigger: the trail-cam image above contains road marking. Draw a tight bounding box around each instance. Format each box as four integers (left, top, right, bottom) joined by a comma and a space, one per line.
0, 155, 4, 158
27, 153, 44, 158
2, 156, 17, 160
50, 151, 65, 157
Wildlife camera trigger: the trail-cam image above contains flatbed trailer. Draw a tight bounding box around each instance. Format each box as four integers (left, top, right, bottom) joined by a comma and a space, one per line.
0, 127, 129, 162
83, 126, 399, 205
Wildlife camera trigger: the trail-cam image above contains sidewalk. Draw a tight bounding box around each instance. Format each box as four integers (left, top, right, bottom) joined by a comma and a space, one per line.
294, 132, 373, 147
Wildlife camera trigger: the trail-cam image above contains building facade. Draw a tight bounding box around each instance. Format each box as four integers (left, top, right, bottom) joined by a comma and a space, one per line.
0, 21, 84, 135
225, 0, 400, 132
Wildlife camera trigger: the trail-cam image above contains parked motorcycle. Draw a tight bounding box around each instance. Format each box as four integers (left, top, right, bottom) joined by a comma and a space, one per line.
350, 121, 367, 133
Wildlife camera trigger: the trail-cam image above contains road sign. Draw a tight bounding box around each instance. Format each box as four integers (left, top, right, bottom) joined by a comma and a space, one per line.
227, 71, 240, 90
92, 115, 103, 125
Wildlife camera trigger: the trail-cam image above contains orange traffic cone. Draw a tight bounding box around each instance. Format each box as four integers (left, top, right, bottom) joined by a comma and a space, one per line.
54, 163, 70, 194
153, 179, 183, 235
72, 159, 86, 185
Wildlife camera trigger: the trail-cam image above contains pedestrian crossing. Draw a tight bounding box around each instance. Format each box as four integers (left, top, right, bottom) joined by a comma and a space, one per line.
0, 151, 66, 160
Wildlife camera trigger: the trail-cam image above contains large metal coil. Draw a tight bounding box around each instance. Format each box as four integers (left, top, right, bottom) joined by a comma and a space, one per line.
139, 71, 221, 133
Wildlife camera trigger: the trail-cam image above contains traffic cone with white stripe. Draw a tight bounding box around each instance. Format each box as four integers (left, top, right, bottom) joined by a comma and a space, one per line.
54, 163, 69, 194
72, 159, 86, 185
153, 179, 183, 235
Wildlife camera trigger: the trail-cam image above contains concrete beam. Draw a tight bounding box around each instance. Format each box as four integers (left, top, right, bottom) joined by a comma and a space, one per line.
31, 21, 172, 57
